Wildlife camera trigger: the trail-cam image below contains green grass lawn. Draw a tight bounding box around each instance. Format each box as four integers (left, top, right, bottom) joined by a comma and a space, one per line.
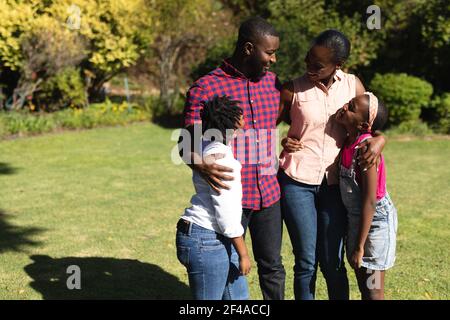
0, 123, 448, 299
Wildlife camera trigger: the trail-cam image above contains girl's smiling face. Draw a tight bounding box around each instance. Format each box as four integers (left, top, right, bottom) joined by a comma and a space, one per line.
335, 95, 370, 131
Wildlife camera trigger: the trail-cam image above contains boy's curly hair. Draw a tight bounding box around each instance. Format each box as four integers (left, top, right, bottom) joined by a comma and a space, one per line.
200, 95, 243, 143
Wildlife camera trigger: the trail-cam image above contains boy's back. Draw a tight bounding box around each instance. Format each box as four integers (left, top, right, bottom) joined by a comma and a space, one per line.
184, 140, 243, 238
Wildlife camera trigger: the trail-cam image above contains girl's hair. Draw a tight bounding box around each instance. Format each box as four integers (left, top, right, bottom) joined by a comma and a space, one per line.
312, 29, 351, 64
371, 100, 388, 132
201, 95, 243, 142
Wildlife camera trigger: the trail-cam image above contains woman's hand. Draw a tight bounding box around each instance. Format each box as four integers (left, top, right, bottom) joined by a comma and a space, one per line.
281, 137, 304, 153
239, 254, 252, 276
350, 248, 364, 270
356, 134, 386, 170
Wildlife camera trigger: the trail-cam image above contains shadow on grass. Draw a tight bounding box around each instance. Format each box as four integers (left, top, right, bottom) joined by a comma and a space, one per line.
152, 113, 184, 129
0, 163, 19, 175
0, 210, 44, 253
24, 255, 191, 299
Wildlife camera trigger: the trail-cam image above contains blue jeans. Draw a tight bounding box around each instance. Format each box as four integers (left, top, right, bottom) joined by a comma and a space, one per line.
279, 170, 349, 300
176, 220, 249, 300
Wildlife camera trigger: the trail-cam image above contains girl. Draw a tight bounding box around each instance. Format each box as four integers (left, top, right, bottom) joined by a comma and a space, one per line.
335, 92, 398, 300
176, 95, 251, 300
277, 29, 386, 300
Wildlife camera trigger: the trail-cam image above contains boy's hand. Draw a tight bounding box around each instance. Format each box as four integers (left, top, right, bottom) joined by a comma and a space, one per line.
356, 134, 386, 170
239, 254, 252, 276
195, 154, 233, 194
350, 248, 364, 270
281, 137, 304, 153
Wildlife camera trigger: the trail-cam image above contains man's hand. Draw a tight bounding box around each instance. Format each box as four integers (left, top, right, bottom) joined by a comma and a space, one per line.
239, 254, 252, 276
195, 154, 234, 194
281, 137, 304, 153
350, 248, 364, 270
356, 134, 386, 170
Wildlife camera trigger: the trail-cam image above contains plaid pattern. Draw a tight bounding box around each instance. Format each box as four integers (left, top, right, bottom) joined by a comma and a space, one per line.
184, 59, 281, 210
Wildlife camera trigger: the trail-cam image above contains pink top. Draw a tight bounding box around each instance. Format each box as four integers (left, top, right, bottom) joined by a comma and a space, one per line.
341, 133, 387, 200
279, 70, 356, 185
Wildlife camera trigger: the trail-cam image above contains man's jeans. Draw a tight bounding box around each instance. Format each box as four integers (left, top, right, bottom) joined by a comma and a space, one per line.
242, 200, 286, 300
279, 170, 349, 300
176, 221, 249, 300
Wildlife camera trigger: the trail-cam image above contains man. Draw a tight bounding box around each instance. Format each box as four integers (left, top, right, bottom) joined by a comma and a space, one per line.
179, 17, 285, 300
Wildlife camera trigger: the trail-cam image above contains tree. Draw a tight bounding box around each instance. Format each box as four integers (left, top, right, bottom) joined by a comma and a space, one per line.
193, 0, 383, 83
47, 0, 154, 100
268, 0, 383, 82
147, 0, 233, 113
0, 0, 153, 105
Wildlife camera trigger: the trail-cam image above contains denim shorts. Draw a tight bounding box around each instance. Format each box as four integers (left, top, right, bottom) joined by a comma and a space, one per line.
346, 193, 398, 270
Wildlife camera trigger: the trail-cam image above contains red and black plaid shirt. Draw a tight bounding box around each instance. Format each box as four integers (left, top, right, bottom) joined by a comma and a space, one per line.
184, 59, 281, 210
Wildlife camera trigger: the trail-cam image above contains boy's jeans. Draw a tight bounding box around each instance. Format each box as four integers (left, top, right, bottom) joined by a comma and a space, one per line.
279, 170, 349, 300
176, 221, 249, 300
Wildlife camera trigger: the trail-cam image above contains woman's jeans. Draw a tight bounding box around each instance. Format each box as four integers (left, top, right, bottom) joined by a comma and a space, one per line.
176, 220, 249, 300
279, 170, 349, 300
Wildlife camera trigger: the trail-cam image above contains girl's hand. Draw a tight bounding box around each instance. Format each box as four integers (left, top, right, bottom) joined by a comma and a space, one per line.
356, 134, 386, 170
281, 137, 304, 153
239, 254, 252, 276
350, 248, 364, 270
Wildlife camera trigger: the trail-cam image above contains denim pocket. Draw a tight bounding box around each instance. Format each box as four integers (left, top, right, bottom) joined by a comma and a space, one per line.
201, 238, 223, 250
177, 246, 190, 267
373, 201, 389, 221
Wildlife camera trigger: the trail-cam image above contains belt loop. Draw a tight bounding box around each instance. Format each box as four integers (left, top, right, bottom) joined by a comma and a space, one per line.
187, 220, 193, 235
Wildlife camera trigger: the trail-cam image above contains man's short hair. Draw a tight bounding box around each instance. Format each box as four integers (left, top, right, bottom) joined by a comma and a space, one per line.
237, 16, 279, 47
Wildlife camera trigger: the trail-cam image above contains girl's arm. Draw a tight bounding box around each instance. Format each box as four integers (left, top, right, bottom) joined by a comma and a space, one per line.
277, 81, 294, 125
350, 157, 378, 269
208, 151, 251, 275
231, 237, 251, 275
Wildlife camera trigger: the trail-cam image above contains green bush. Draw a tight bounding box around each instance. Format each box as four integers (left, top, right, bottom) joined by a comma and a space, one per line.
0, 101, 151, 138
422, 93, 450, 134
386, 120, 434, 137
37, 67, 87, 112
145, 94, 185, 119
370, 73, 433, 126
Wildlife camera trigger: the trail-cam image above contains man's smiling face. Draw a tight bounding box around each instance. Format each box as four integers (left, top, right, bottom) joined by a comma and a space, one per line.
246, 34, 279, 80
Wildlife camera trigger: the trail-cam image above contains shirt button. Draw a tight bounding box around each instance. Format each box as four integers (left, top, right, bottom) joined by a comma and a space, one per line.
250, 100, 254, 103
253, 120, 257, 124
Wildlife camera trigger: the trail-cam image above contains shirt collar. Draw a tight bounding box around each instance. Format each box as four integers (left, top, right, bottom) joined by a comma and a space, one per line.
220, 59, 249, 80
313, 69, 343, 94
334, 69, 343, 81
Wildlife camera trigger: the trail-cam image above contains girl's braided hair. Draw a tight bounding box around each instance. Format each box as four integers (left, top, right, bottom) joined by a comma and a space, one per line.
201, 95, 243, 143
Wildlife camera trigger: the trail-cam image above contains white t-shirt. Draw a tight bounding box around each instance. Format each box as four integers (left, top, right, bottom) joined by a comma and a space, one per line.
181, 140, 244, 238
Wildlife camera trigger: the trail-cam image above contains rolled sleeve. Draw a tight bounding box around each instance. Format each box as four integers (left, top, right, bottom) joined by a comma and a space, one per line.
211, 188, 244, 238
208, 156, 244, 238
184, 84, 208, 127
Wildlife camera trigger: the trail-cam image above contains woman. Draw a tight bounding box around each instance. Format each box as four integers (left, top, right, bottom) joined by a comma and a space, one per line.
277, 29, 386, 300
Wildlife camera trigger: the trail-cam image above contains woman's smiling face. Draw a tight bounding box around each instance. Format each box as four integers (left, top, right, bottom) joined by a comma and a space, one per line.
305, 45, 339, 82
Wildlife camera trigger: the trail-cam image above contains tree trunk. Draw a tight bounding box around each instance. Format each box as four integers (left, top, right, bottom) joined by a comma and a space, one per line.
158, 36, 184, 114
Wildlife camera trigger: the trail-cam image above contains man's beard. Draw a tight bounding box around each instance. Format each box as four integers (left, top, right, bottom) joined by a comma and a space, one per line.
247, 58, 265, 81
